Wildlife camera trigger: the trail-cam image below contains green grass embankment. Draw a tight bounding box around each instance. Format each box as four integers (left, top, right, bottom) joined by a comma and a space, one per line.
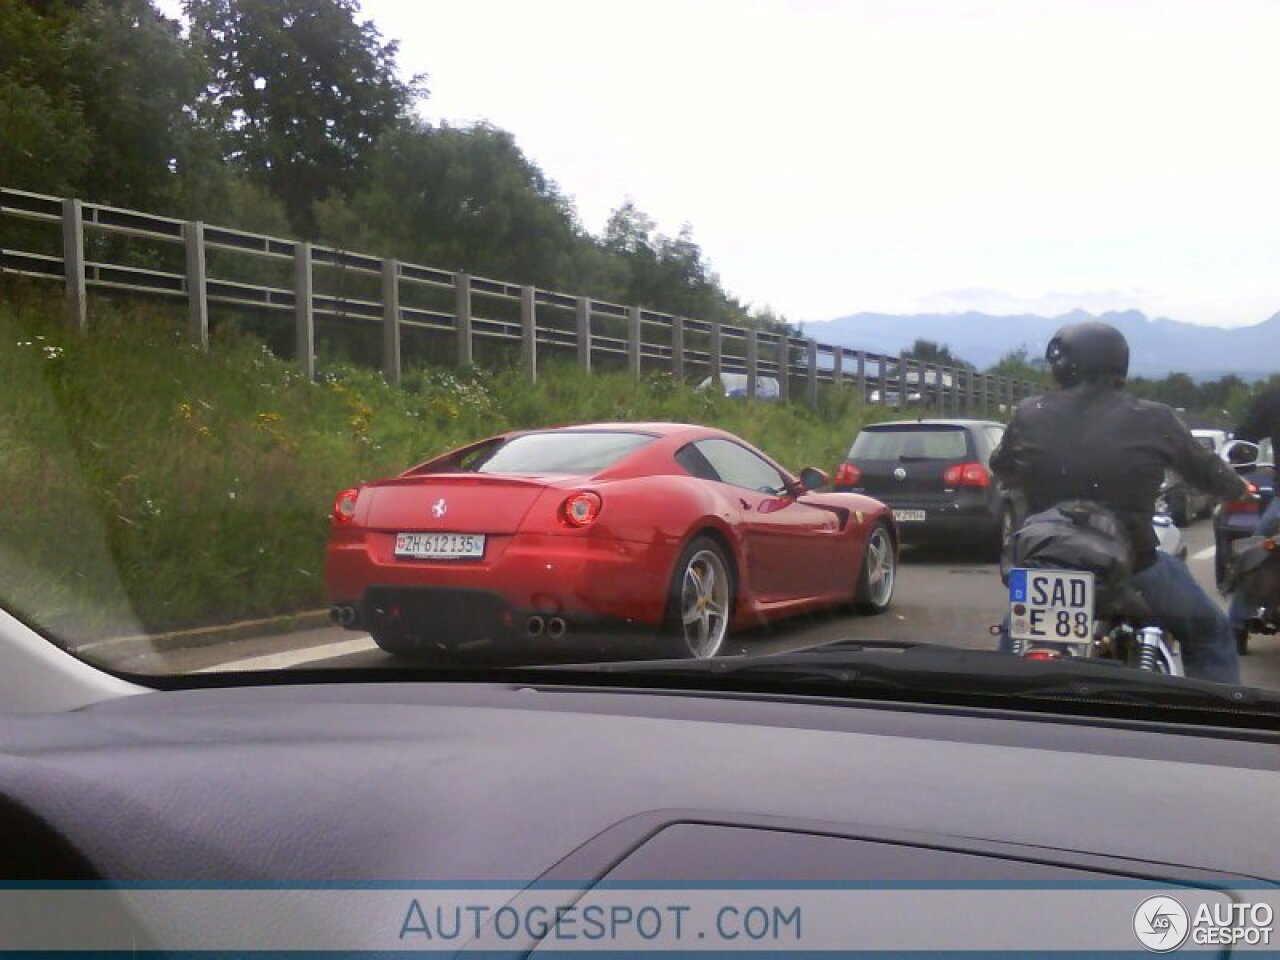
1, 287, 886, 643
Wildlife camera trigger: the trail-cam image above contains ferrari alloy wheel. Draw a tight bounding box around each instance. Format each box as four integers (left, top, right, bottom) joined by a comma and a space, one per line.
667, 537, 733, 659
855, 523, 896, 614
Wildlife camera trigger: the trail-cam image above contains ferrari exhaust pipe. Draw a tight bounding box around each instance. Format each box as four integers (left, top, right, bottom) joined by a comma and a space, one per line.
526, 616, 545, 637
330, 605, 358, 627
547, 617, 567, 640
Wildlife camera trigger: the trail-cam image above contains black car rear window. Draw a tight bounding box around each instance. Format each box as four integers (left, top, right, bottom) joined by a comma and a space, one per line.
473, 431, 654, 474
850, 427, 970, 461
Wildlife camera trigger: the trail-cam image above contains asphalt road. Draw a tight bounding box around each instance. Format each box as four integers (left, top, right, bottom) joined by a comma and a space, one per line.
168, 517, 1280, 690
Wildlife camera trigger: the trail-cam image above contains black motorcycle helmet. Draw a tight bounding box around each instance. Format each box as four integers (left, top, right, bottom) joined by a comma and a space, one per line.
1044, 321, 1130, 388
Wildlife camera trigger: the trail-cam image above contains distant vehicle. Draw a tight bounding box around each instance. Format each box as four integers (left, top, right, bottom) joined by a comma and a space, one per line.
834, 419, 1012, 557
867, 387, 922, 407
1193, 428, 1230, 454
1165, 429, 1229, 526
868, 369, 954, 408
1153, 481, 1188, 563
1212, 437, 1275, 592
325, 423, 896, 662
696, 373, 781, 400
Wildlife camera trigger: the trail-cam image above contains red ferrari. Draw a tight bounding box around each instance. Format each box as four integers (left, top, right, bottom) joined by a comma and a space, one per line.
324, 422, 897, 660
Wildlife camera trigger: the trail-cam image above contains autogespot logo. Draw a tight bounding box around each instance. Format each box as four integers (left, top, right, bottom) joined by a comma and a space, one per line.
1134, 895, 1190, 952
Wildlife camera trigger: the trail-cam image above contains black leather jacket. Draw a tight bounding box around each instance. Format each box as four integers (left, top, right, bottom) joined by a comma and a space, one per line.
1235, 386, 1280, 458
991, 384, 1247, 569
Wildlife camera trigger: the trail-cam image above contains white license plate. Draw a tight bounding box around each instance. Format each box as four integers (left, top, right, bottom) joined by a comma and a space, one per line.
394, 532, 486, 560
1008, 568, 1094, 643
893, 510, 927, 523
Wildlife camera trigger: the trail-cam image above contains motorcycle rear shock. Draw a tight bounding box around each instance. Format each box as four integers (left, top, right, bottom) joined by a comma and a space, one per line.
1134, 626, 1164, 671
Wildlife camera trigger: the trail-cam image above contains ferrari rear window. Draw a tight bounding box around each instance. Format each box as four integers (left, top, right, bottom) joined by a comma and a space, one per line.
473, 431, 654, 475
850, 427, 970, 461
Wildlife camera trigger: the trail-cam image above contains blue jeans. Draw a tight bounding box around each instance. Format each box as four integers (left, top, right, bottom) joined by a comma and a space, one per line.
1228, 496, 1280, 632
999, 553, 1240, 685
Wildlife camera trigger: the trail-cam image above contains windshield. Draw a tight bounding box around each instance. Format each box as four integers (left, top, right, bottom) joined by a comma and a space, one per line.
850, 427, 970, 461
3, 0, 1279, 710
471, 432, 653, 475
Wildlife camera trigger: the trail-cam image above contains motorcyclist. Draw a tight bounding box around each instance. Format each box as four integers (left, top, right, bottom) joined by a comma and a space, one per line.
1227, 384, 1280, 646
990, 321, 1250, 684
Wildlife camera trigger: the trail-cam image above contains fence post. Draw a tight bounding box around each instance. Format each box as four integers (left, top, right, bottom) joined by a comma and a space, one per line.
185, 220, 208, 351
61, 198, 87, 332
832, 347, 843, 391
806, 339, 818, 408
856, 351, 867, 404
381, 258, 401, 385
671, 315, 685, 383
576, 296, 592, 371
776, 334, 789, 402
455, 273, 473, 368
520, 285, 537, 382
746, 328, 759, 401
294, 241, 314, 380
709, 322, 722, 384
628, 305, 642, 378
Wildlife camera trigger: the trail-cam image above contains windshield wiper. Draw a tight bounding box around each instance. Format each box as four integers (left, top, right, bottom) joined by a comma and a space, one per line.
533, 641, 1280, 714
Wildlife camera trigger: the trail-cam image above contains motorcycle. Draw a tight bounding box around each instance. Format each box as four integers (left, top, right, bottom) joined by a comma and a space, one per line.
1002, 498, 1184, 676
1152, 479, 1187, 562
1221, 440, 1280, 651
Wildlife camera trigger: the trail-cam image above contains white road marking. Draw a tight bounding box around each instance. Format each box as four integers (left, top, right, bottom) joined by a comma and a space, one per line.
195, 636, 376, 672
1191, 545, 1217, 561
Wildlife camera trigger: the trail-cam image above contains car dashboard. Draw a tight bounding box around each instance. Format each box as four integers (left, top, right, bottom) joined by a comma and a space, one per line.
2, 676, 1278, 952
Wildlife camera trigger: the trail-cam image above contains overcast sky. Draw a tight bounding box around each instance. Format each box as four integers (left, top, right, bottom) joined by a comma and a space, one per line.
175, 0, 1280, 330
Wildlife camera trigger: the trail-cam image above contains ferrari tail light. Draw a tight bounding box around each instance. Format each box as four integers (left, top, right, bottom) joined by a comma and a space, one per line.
834, 462, 861, 488
561, 491, 602, 528
333, 487, 360, 523
942, 462, 991, 488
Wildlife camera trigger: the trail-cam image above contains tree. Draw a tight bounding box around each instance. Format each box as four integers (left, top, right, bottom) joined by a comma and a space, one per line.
315, 120, 580, 285
599, 200, 784, 330
603, 201, 657, 257
901, 339, 974, 370
987, 346, 1052, 385
0, 0, 206, 209
185, 0, 425, 232
67, 0, 205, 211
0, 0, 93, 195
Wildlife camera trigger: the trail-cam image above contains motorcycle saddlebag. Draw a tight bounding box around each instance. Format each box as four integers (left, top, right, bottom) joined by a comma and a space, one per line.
1231, 537, 1280, 608
1011, 500, 1136, 591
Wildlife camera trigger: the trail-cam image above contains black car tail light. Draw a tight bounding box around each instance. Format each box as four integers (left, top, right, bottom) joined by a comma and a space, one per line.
942, 462, 990, 488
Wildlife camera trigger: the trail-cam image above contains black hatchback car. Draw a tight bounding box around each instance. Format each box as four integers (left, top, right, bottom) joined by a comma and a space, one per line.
834, 419, 1012, 556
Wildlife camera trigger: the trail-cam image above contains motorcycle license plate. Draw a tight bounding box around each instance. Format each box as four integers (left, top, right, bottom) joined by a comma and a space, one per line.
1009, 569, 1095, 643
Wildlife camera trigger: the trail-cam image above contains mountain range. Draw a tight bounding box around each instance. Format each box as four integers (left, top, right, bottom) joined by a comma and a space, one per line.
804, 309, 1279, 381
